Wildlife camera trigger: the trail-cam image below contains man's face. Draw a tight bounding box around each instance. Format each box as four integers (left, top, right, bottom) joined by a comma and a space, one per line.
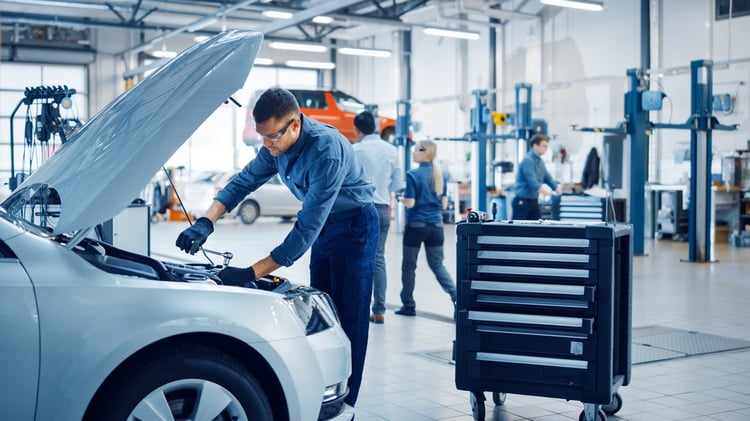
532, 140, 549, 157
256, 114, 300, 156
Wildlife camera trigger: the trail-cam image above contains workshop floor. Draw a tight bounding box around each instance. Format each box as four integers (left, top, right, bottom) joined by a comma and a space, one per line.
151, 217, 750, 420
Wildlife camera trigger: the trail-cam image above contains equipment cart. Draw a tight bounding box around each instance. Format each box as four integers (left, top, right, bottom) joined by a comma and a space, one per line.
454, 219, 632, 421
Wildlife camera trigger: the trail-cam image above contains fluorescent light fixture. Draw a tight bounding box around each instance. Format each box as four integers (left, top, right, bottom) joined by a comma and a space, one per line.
338, 47, 392, 58
262, 10, 293, 19
151, 50, 177, 58
254, 57, 273, 65
422, 27, 480, 40
540, 0, 604, 12
269, 41, 328, 52
194, 35, 210, 42
286, 60, 336, 70
312, 15, 334, 24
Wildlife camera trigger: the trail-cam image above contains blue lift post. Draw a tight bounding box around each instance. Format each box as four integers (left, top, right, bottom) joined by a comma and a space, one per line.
466, 84, 535, 213
515, 83, 533, 146
688, 61, 714, 262
666, 60, 737, 262
407, 84, 535, 216
470, 89, 489, 212
395, 99, 411, 169
575, 60, 737, 261
573, 68, 661, 256
626, 68, 651, 257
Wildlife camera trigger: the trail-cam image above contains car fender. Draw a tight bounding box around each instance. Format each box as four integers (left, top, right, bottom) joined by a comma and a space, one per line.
6, 233, 344, 420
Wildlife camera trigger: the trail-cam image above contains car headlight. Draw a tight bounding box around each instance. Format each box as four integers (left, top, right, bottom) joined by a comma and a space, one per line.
322, 381, 347, 403
284, 289, 339, 336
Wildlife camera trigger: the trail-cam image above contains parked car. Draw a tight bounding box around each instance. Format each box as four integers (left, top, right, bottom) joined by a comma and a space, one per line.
243, 88, 397, 145
220, 172, 302, 225
0, 31, 353, 421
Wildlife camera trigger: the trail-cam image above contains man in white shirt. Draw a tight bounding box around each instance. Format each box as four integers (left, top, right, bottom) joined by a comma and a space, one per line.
351, 111, 403, 324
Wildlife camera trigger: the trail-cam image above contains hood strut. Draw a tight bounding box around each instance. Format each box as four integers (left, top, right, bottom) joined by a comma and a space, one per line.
65, 226, 91, 250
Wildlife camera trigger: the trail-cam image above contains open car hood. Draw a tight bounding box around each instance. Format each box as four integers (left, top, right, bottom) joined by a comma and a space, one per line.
2, 30, 262, 235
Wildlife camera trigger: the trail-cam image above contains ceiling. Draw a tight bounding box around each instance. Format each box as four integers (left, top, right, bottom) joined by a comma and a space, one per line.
0, 0, 544, 58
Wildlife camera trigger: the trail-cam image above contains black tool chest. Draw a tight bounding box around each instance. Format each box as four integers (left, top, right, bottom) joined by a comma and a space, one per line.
454, 219, 632, 421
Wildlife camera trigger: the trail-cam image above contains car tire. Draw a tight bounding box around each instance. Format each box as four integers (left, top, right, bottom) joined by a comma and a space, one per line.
85, 344, 273, 421
238, 200, 260, 224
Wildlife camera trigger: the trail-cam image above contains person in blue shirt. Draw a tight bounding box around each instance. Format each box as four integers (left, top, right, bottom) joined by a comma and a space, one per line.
350, 111, 403, 325
512, 133, 562, 220
176, 87, 379, 406
394, 140, 457, 317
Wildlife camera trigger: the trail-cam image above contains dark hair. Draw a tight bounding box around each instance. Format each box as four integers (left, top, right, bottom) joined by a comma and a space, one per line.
353, 111, 376, 135
252, 87, 300, 124
529, 133, 548, 147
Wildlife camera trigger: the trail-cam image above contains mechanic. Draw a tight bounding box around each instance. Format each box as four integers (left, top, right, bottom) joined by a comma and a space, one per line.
349, 111, 403, 325
511, 133, 562, 220
176, 87, 379, 407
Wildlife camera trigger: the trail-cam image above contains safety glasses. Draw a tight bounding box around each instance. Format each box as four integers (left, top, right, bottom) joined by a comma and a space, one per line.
258, 116, 297, 142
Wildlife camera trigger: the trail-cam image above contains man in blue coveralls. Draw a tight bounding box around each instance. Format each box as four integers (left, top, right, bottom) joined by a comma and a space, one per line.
176, 87, 379, 406
511, 133, 562, 220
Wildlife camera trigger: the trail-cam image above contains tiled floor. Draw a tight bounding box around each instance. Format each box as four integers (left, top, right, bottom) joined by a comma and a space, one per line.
151, 217, 750, 420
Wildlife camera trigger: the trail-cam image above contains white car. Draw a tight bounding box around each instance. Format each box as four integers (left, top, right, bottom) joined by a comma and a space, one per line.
0, 31, 353, 421
220, 172, 302, 225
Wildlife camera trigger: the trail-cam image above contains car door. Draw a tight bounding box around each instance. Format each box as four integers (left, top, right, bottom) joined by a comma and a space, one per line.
0, 241, 40, 420
255, 175, 302, 216
293, 90, 341, 127
329, 90, 364, 139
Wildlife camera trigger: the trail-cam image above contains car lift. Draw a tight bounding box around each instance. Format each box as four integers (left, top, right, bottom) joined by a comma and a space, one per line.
574, 59, 737, 262
394, 84, 536, 218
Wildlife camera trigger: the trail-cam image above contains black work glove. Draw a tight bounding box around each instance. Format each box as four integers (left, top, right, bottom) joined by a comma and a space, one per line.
218, 266, 256, 287
175, 217, 214, 255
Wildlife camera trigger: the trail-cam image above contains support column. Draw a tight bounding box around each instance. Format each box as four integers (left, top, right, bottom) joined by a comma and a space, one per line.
688, 60, 714, 263
625, 68, 650, 256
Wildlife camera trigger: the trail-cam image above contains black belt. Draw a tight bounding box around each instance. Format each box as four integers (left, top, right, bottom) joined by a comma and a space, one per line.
374, 203, 390, 209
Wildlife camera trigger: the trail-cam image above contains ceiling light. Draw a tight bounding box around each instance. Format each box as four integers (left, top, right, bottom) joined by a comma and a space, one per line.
151, 50, 177, 58
338, 47, 392, 58
254, 57, 273, 65
422, 27, 480, 40
262, 10, 293, 19
540, 0, 604, 12
194, 35, 210, 42
286, 60, 336, 70
269, 41, 328, 53
312, 15, 334, 24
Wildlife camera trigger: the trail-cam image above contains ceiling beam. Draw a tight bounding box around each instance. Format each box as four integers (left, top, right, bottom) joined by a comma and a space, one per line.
254, 0, 366, 35
119, 0, 259, 55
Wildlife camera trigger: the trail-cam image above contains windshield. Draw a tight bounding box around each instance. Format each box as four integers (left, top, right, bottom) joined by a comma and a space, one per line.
333, 91, 365, 113
0, 204, 53, 238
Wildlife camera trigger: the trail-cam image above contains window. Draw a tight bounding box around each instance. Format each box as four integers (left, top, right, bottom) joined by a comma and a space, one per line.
293, 91, 328, 110
716, 0, 750, 19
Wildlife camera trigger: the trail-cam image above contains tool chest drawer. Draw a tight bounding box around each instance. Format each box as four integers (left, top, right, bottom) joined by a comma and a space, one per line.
461, 279, 597, 315
456, 309, 598, 360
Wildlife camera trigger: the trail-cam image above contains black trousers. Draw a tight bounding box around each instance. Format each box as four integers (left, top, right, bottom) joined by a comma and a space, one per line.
511, 196, 540, 220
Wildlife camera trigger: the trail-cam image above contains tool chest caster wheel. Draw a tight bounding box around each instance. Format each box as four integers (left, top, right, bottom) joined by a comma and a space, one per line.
470, 391, 486, 420
492, 392, 507, 406
602, 392, 623, 415
578, 408, 606, 421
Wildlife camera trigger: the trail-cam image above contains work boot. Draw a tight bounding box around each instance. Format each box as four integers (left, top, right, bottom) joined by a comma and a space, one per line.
394, 307, 416, 316
370, 313, 385, 324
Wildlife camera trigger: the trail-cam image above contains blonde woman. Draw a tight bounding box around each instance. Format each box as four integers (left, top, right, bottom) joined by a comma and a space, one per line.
395, 140, 457, 317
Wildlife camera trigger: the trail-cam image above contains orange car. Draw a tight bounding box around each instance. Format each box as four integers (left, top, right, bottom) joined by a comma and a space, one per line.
243, 88, 397, 145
